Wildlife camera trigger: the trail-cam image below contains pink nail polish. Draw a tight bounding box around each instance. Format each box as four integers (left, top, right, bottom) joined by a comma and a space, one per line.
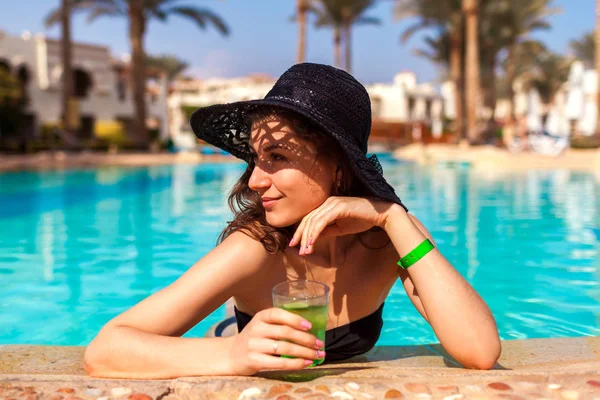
315, 339, 324, 347
308, 237, 313, 245
304, 359, 313, 366
301, 320, 312, 329
317, 350, 326, 358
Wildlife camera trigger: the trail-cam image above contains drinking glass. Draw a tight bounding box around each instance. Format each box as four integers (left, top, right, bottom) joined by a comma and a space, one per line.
272, 280, 330, 367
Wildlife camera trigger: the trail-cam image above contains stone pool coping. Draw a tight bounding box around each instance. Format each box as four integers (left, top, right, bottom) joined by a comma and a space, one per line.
1, 336, 599, 399
2, 145, 600, 173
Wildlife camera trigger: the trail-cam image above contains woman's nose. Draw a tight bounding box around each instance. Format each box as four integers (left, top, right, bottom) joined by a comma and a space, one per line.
248, 165, 271, 192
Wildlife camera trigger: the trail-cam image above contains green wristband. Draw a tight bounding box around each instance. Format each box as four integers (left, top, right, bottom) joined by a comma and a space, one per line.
397, 239, 435, 269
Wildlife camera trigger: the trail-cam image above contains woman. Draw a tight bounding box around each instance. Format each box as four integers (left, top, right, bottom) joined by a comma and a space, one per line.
84, 63, 501, 379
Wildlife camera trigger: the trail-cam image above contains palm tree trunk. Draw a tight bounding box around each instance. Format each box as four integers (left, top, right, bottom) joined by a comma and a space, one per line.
296, 0, 308, 63
450, 28, 464, 140
128, 0, 148, 148
334, 27, 342, 68
463, 0, 480, 142
61, 0, 73, 132
506, 45, 516, 129
344, 22, 351, 73
596, 0, 600, 134
484, 51, 497, 120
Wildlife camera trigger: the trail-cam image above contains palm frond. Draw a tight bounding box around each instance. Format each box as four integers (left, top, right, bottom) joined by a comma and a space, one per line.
166, 6, 230, 35
45, 0, 124, 27
85, 5, 123, 23
146, 54, 189, 80
44, 9, 63, 28
400, 20, 432, 43
353, 16, 381, 26
393, 0, 421, 20
569, 32, 594, 66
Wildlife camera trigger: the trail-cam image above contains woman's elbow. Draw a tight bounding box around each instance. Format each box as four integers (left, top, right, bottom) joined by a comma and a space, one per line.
83, 335, 116, 378
462, 338, 502, 370
83, 343, 102, 377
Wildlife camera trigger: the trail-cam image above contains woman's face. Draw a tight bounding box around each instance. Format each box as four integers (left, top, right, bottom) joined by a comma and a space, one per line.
248, 115, 337, 228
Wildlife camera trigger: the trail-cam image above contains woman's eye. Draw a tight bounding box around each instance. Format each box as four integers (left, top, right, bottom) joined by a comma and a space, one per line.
270, 153, 286, 162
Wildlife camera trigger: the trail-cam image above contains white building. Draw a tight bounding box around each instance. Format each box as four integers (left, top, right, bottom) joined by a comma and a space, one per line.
168, 74, 275, 149
0, 29, 167, 139
367, 71, 443, 123
168, 70, 445, 148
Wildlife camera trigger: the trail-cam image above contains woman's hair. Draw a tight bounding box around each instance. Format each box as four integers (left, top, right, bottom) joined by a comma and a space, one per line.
217, 106, 384, 253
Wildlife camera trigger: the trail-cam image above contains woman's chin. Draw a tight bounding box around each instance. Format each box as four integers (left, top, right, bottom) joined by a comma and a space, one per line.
265, 212, 299, 228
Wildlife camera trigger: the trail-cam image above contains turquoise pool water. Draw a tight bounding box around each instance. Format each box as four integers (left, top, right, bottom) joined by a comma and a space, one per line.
1, 160, 599, 346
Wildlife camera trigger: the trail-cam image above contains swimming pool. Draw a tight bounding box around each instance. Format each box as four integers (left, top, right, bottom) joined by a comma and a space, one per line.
1, 160, 599, 346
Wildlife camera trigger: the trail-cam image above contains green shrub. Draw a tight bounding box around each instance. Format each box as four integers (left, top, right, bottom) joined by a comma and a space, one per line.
0, 69, 27, 137
181, 104, 210, 121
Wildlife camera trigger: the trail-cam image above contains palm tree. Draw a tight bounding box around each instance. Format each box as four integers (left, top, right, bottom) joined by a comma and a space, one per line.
340, 0, 380, 74
146, 54, 189, 81
570, 32, 594, 67
395, 0, 464, 138
311, 0, 380, 71
463, 0, 480, 142
46, 0, 229, 148
478, 0, 514, 120
502, 40, 547, 81
524, 50, 571, 106
297, 0, 310, 63
497, 0, 558, 129
411, 29, 451, 67
45, 0, 74, 132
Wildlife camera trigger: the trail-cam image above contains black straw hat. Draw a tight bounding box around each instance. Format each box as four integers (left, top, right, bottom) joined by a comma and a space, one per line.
190, 62, 406, 210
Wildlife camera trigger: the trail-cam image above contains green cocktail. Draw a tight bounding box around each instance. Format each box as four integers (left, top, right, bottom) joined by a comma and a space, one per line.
272, 280, 330, 367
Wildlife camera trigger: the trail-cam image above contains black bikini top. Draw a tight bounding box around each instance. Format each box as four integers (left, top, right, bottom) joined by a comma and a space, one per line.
233, 303, 385, 362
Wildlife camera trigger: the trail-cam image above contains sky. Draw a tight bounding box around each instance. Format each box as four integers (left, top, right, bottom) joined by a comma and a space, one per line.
0, 0, 595, 84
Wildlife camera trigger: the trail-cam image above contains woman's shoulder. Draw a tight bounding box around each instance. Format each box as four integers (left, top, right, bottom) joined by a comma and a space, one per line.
220, 230, 272, 256
218, 230, 277, 273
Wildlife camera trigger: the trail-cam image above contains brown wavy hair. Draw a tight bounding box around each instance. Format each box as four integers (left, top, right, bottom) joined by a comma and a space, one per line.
217, 106, 383, 253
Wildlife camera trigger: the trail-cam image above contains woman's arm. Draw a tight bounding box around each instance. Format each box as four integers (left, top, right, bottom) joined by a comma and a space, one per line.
84, 231, 270, 379
287, 196, 501, 370
384, 205, 501, 370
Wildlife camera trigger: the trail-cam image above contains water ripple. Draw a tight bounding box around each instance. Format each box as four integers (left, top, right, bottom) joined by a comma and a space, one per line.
1, 163, 599, 345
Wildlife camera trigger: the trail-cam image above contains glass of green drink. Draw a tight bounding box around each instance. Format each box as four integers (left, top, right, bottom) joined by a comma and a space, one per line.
272, 280, 329, 367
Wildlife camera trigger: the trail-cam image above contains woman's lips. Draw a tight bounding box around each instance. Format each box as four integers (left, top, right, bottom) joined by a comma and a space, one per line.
261, 198, 280, 209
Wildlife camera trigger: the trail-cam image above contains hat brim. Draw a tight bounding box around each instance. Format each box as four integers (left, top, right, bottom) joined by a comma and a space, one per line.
190, 98, 406, 210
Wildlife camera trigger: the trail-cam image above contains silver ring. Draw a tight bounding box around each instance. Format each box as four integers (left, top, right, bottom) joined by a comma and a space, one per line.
273, 340, 279, 354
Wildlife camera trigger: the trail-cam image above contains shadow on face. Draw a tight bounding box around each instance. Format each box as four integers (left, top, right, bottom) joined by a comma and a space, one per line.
247, 114, 338, 227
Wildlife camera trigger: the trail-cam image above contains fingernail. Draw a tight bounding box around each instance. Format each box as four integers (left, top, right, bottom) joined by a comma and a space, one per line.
317, 350, 326, 358
315, 339, 324, 347
289, 238, 294, 247
301, 320, 312, 329
304, 359, 313, 366
308, 237, 313, 245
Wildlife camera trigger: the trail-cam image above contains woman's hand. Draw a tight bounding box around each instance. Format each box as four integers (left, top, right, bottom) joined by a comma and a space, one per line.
227, 307, 325, 375
289, 196, 399, 255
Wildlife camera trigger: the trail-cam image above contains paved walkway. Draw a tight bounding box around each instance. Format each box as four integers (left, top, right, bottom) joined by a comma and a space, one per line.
394, 144, 600, 172
0, 151, 233, 172
1, 337, 599, 399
